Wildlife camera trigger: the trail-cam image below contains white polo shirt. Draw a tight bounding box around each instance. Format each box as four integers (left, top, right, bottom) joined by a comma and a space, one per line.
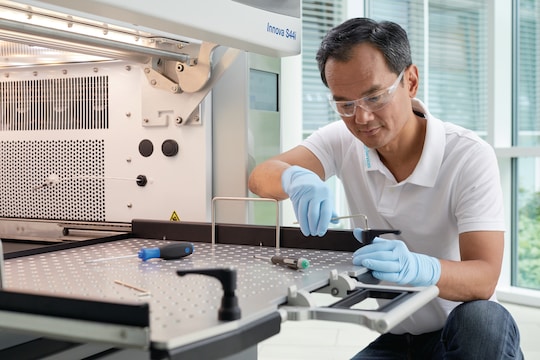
302, 98, 505, 334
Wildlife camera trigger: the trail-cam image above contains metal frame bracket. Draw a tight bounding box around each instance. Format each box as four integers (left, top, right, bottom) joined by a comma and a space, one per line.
143, 58, 180, 93
175, 42, 219, 93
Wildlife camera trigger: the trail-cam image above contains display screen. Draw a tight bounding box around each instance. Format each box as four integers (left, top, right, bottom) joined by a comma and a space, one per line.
249, 69, 278, 112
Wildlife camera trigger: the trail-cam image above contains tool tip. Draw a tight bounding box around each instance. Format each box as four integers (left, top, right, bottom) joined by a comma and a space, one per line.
298, 258, 310, 270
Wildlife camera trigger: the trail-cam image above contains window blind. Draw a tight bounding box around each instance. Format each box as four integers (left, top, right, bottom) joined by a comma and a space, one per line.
517, 0, 540, 145
301, 0, 345, 138
368, 0, 489, 137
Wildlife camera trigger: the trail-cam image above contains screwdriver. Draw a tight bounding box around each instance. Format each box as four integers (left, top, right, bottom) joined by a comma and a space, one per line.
254, 255, 310, 270
84, 242, 194, 263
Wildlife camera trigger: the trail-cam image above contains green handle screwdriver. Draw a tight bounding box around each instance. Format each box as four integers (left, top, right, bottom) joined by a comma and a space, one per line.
254, 255, 310, 270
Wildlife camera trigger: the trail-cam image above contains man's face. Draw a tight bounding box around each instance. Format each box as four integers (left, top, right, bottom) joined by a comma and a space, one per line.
325, 43, 414, 150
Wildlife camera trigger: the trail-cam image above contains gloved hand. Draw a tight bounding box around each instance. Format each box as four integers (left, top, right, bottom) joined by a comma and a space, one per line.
352, 231, 441, 287
281, 165, 338, 237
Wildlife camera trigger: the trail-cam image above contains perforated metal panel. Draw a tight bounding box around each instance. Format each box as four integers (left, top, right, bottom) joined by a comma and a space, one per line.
0, 73, 109, 220
0, 76, 109, 131
3, 239, 357, 347
0, 139, 106, 221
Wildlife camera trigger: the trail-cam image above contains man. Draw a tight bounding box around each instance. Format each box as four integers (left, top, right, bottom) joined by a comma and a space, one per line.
248, 18, 523, 358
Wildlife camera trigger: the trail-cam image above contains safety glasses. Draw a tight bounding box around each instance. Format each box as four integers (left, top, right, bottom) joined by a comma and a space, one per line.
328, 69, 405, 117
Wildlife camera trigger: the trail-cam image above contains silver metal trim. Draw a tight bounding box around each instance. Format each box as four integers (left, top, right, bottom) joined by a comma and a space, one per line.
0, 310, 150, 348
0, 18, 190, 64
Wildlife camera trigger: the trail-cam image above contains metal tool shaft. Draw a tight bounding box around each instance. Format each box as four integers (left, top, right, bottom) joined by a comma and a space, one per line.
84, 254, 137, 263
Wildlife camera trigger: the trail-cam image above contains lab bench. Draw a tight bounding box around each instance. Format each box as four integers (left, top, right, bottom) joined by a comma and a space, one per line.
0, 220, 439, 359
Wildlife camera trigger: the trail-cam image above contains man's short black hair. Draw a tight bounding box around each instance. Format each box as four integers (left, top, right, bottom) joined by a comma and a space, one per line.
316, 18, 412, 87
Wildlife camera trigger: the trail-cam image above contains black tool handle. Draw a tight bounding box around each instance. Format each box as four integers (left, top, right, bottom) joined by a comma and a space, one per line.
159, 242, 194, 259
360, 229, 401, 245
138, 242, 194, 261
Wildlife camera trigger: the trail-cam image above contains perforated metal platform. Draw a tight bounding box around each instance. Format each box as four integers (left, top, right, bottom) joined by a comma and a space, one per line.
3, 238, 358, 349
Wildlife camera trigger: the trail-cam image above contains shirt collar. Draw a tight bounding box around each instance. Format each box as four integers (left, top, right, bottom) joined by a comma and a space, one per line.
407, 99, 445, 187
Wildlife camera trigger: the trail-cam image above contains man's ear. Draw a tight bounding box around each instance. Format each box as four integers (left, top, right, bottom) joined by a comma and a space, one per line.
406, 64, 420, 98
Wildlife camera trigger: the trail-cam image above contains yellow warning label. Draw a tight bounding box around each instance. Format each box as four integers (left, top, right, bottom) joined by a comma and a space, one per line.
170, 211, 180, 221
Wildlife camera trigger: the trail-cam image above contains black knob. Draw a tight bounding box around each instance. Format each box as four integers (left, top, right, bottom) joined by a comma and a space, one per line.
359, 229, 401, 246
161, 139, 179, 157
177, 268, 241, 321
136, 175, 147, 187
138, 139, 154, 157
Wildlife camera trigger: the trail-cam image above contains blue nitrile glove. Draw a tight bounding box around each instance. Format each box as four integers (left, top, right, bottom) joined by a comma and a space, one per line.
281, 165, 339, 237
352, 231, 441, 287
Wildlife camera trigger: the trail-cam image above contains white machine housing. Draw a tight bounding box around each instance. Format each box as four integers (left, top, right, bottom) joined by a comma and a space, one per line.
0, 0, 300, 223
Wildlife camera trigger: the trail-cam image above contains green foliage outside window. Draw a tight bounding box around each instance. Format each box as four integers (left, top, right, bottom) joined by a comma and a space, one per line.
517, 189, 540, 288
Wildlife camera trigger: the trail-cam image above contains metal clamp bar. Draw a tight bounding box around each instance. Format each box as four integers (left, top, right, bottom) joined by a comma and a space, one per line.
281, 285, 440, 334
211, 197, 280, 249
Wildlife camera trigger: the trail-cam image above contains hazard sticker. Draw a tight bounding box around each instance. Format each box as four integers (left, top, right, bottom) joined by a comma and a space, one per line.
170, 211, 180, 221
